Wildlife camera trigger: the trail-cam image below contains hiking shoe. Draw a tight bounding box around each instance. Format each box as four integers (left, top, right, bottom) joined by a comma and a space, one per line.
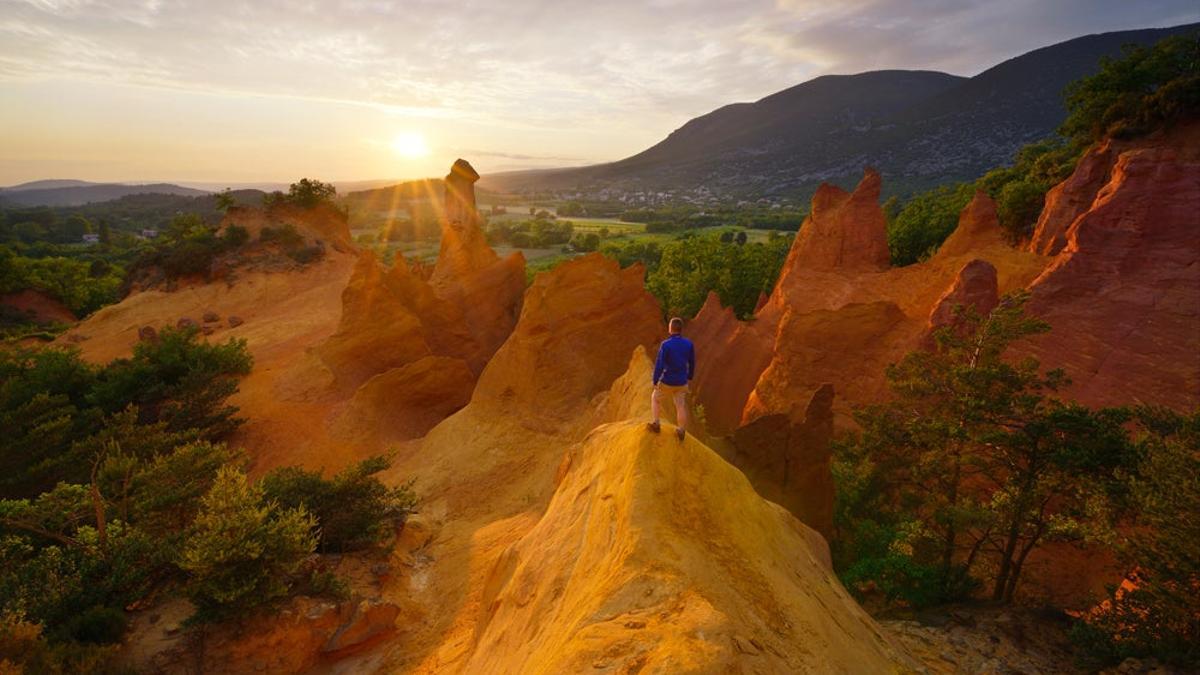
646, 421, 660, 433
676, 427, 686, 441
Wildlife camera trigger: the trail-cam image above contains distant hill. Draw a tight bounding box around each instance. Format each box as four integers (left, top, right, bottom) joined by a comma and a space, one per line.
0, 189, 265, 232
3, 179, 98, 192
0, 182, 209, 207
481, 23, 1199, 197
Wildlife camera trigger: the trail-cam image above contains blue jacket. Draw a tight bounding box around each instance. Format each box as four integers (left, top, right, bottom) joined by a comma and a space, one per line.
653, 334, 695, 386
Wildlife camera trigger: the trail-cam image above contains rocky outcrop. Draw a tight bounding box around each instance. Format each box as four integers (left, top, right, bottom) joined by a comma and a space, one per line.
687, 292, 775, 434
313, 160, 528, 441
222, 202, 355, 253
443, 158, 480, 228
428, 159, 525, 371
923, 259, 999, 348
1028, 143, 1115, 256
466, 422, 914, 673
1024, 124, 1200, 410
316, 251, 434, 391
730, 383, 836, 537
473, 254, 663, 423
936, 191, 1005, 259
785, 167, 890, 272
744, 301, 911, 426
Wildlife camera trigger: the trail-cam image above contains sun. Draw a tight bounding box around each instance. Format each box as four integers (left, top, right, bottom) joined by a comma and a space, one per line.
391, 132, 430, 159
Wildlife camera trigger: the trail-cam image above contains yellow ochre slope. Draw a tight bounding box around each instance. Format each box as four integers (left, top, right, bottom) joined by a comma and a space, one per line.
465, 422, 915, 674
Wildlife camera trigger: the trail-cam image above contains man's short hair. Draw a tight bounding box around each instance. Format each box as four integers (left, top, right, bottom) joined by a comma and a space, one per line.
669, 317, 684, 333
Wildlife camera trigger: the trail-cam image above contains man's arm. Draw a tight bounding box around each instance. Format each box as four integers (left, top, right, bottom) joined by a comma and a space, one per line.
687, 342, 695, 381
652, 344, 665, 385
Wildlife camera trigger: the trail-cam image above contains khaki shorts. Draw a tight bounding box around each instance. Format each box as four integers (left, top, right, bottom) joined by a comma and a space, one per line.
654, 383, 689, 396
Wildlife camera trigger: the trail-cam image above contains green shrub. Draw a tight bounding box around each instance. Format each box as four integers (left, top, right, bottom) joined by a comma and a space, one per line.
886, 183, 974, 265
180, 466, 316, 622
261, 456, 416, 552
833, 294, 1137, 606
639, 233, 791, 318
221, 224, 249, 248
0, 327, 250, 497
259, 223, 304, 249
1070, 408, 1200, 669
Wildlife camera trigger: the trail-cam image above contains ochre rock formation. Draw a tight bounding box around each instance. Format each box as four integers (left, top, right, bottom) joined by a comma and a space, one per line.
466, 422, 913, 674
937, 191, 1006, 259
1024, 124, 1200, 410
692, 167, 1046, 431
442, 158, 480, 231
0, 289, 76, 325
785, 167, 890, 272
730, 383, 836, 538
472, 253, 663, 424
744, 301, 911, 425
316, 251, 436, 391
923, 259, 1000, 348
1028, 143, 1115, 256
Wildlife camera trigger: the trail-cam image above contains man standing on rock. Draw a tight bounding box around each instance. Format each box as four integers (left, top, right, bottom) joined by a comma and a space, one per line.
648, 317, 695, 441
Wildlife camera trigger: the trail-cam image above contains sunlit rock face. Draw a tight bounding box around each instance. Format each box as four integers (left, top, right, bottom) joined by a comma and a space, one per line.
471, 253, 663, 425
1028, 144, 1115, 256
1023, 123, 1200, 411
786, 167, 892, 272
443, 158, 480, 229
463, 422, 915, 674
315, 159, 527, 442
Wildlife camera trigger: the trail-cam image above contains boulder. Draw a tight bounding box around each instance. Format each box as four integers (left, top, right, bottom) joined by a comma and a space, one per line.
137, 325, 159, 343
227, 315, 244, 328
202, 311, 220, 323
176, 317, 196, 330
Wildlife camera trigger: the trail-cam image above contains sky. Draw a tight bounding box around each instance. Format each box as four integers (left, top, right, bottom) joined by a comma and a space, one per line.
0, 0, 1197, 186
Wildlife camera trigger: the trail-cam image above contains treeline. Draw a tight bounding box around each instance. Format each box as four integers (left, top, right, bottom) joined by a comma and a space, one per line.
832, 294, 1199, 669
0, 328, 415, 671
886, 34, 1199, 265
600, 231, 793, 318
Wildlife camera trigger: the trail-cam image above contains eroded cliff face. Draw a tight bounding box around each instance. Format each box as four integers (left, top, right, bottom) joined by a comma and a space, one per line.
314, 159, 526, 444
691, 169, 1045, 438
1023, 124, 1200, 411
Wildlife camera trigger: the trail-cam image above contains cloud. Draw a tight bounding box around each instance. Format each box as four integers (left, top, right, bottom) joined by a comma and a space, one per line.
0, 0, 1196, 178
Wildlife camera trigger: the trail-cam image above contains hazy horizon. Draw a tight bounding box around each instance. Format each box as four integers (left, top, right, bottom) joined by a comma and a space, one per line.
2, 0, 1197, 186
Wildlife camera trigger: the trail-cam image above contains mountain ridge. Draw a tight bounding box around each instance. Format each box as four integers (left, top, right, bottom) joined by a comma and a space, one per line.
480, 22, 1200, 197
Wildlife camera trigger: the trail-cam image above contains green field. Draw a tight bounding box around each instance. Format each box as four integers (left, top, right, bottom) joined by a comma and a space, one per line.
352, 205, 779, 278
